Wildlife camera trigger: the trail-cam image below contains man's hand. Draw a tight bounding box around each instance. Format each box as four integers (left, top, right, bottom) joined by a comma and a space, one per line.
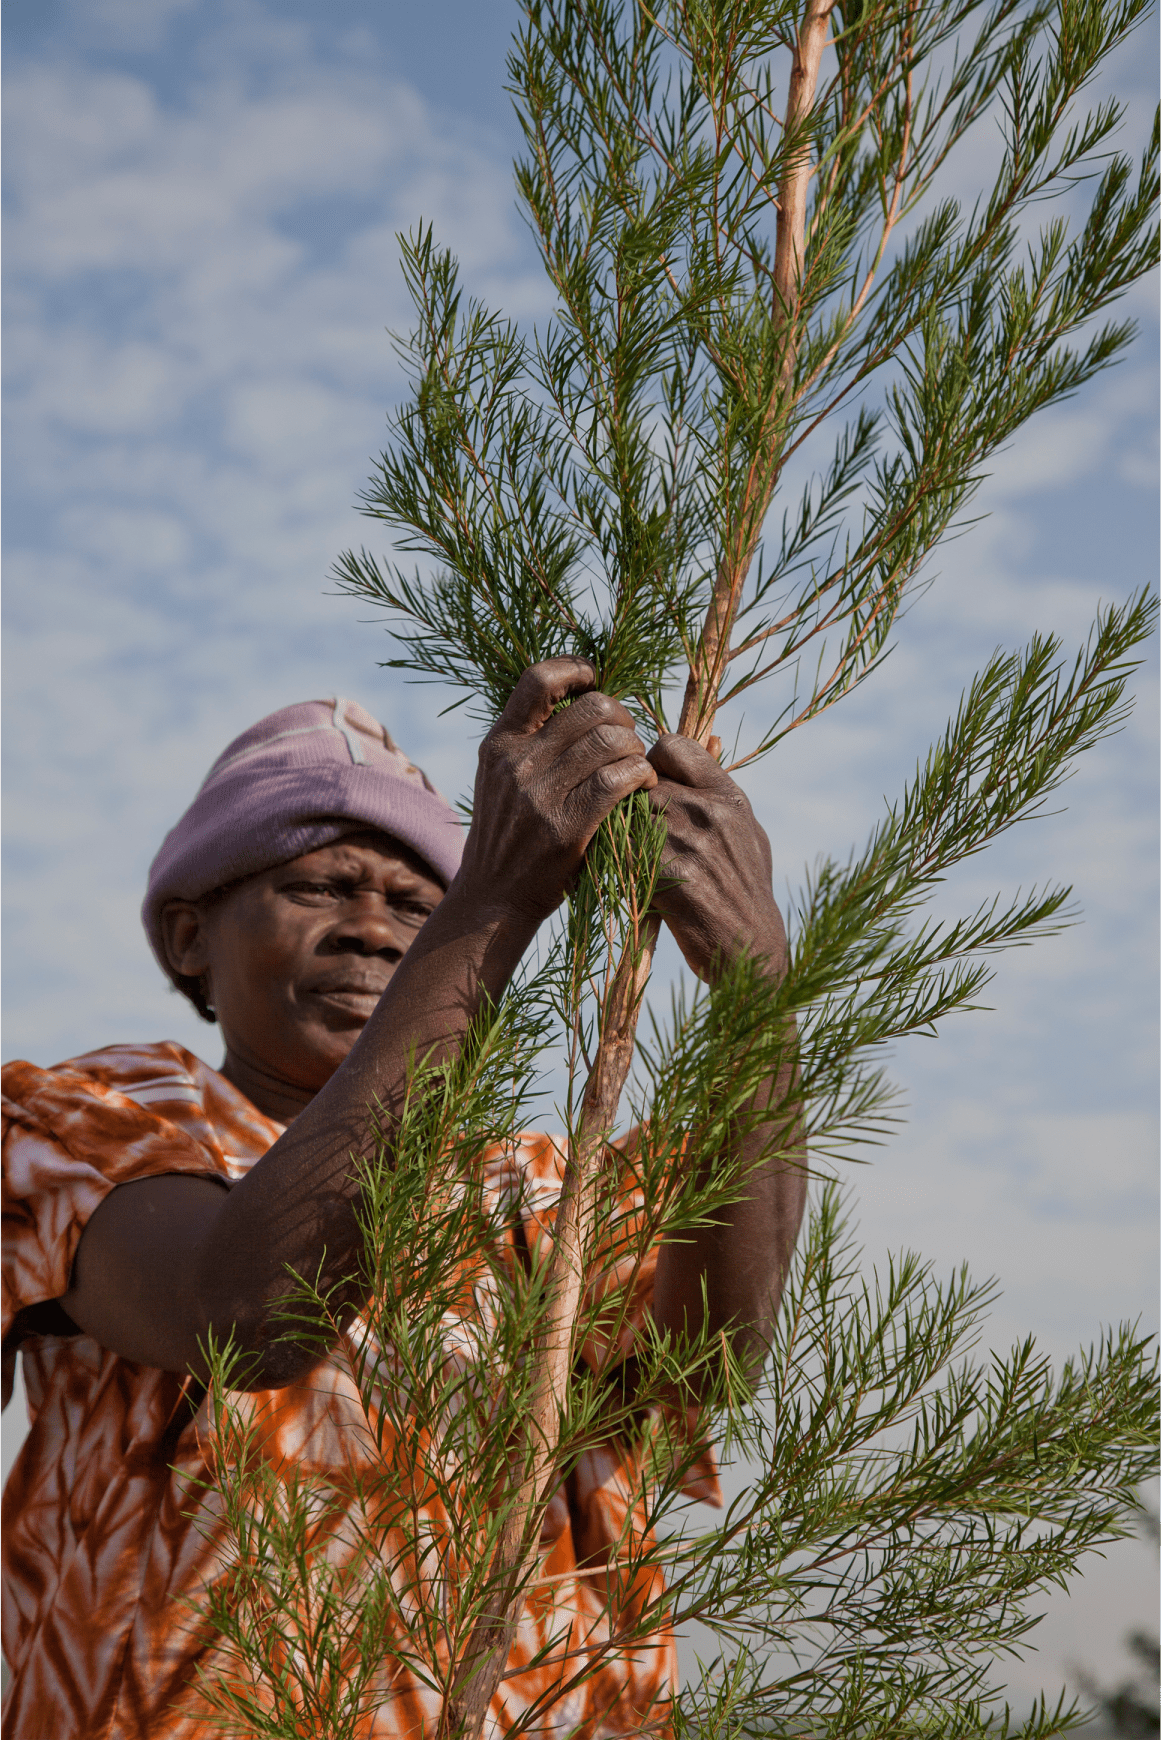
456, 657, 657, 926
645, 735, 786, 981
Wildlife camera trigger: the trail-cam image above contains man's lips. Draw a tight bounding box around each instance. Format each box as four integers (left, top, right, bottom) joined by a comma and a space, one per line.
305, 979, 390, 1010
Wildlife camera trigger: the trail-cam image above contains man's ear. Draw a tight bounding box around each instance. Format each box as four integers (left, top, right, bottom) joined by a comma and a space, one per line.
160, 901, 211, 980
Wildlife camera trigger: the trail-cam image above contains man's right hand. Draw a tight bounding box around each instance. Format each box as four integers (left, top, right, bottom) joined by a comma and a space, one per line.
455, 657, 658, 926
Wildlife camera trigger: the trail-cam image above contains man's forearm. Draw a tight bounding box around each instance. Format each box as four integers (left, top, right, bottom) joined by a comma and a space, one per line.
652, 959, 806, 1384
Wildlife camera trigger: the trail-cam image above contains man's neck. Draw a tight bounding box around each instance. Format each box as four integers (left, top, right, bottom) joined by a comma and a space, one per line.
218, 1051, 314, 1124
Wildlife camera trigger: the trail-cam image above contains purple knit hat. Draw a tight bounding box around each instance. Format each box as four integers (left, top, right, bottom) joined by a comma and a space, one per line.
143, 697, 464, 987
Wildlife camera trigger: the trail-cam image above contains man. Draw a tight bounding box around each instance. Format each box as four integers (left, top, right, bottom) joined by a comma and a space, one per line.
2, 659, 805, 1738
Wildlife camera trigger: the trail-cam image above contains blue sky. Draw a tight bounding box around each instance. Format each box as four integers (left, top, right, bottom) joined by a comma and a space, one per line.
3, 0, 1158, 1705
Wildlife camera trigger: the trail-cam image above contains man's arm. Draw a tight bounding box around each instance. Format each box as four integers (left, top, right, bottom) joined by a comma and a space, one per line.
645, 735, 806, 1380
63, 659, 656, 1386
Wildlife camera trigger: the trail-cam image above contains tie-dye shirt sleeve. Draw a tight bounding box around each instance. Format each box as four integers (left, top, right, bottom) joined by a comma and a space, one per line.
2, 1047, 241, 1344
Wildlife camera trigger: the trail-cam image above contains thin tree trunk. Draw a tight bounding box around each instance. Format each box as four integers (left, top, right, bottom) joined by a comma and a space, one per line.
678, 0, 836, 746
445, 12, 835, 1731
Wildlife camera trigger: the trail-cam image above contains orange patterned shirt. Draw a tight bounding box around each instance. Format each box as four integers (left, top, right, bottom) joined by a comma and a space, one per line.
2, 1042, 719, 1740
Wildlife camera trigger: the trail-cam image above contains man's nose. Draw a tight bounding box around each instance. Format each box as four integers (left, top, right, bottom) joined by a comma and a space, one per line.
328, 898, 408, 957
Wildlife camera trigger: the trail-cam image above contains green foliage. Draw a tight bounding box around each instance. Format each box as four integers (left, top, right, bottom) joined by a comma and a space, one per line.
197, 0, 1159, 1734
786, 593, 1157, 1165
191, 1120, 1158, 1736
337, 0, 1158, 749
668, 1192, 1157, 1738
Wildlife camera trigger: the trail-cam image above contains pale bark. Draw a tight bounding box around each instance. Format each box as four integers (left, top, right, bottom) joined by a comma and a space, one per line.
678, 0, 836, 747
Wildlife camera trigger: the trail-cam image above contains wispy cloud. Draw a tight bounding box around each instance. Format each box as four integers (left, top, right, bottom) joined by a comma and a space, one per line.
3, 2, 545, 1065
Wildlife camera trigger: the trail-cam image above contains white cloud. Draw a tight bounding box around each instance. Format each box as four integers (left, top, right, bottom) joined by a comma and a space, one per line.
3, 9, 539, 1082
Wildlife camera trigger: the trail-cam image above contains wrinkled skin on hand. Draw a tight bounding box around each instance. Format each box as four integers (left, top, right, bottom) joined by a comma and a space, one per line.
459, 665, 801, 1384
457, 660, 785, 986
645, 734, 786, 982
456, 657, 657, 925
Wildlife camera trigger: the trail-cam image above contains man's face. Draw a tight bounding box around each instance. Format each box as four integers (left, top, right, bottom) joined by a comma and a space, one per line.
165, 830, 444, 1101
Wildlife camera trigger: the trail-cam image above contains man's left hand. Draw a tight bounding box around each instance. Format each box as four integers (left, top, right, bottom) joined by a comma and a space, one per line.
645, 735, 786, 983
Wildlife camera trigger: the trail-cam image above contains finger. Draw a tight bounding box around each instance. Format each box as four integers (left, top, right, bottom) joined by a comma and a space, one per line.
546, 721, 650, 794
534, 689, 639, 759
496, 658, 597, 737
565, 755, 657, 846
647, 733, 740, 793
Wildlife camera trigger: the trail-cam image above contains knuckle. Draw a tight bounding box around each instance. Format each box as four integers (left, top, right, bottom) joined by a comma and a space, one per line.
592, 762, 624, 796
585, 690, 624, 723
536, 654, 594, 686
521, 663, 554, 695
591, 722, 636, 757
569, 693, 604, 725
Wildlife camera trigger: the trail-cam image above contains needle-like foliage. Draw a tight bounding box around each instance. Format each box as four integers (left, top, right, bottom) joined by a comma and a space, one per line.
191, 0, 1158, 1734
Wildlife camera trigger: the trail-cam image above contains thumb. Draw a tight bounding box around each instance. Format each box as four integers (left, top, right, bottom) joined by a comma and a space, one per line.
495, 657, 597, 736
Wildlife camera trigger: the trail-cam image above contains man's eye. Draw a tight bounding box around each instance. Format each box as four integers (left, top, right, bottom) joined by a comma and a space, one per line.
393, 901, 433, 923
288, 882, 338, 899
